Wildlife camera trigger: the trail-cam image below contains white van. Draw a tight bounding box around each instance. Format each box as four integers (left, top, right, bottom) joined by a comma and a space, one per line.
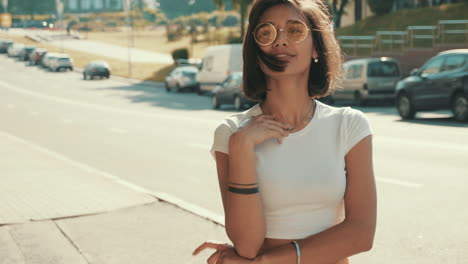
333, 57, 401, 105
197, 44, 242, 94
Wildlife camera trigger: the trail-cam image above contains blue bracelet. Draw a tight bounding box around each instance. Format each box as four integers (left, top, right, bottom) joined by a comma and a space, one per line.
291, 241, 301, 264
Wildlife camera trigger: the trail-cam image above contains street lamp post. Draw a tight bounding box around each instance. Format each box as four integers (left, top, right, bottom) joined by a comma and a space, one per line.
2, 0, 7, 13
124, 0, 133, 78
56, 0, 65, 53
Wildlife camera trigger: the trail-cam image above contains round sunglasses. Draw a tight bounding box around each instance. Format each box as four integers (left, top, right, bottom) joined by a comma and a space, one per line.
253, 20, 310, 46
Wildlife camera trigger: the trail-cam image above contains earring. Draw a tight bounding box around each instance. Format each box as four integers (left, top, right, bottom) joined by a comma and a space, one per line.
314, 58, 319, 63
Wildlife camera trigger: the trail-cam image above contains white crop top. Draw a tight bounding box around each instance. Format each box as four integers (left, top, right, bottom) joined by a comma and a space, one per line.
210, 100, 373, 239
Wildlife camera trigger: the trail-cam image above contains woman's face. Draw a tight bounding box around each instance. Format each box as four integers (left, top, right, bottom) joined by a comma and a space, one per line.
256, 4, 316, 77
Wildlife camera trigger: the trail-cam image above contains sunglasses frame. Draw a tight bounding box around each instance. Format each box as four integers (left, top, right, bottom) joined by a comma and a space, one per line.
253, 20, 311, 46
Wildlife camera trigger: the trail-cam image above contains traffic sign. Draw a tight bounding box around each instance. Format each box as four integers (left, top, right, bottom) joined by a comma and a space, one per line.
1, 13, 12, 28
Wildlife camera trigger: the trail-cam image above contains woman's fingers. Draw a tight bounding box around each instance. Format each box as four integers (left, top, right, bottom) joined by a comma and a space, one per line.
262, 119, 292, 131
207, 250, 223, 264
264, 123, 290, 138
192, 241, 229, 256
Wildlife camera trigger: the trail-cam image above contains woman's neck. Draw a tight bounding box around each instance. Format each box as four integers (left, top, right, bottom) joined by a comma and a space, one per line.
260, 76, 314, 127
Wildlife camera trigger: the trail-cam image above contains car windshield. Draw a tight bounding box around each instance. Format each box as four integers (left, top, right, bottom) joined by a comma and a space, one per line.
59, 58, 70, 62
367, 61, 399, 77
182, 70, 196, 76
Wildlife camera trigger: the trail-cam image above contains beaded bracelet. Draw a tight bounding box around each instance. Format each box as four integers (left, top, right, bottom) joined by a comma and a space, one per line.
291, 241, 301, 264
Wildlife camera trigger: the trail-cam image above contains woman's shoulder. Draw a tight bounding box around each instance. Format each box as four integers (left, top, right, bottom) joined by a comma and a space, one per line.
316, 100, 366, 121
216, 103, 262, 132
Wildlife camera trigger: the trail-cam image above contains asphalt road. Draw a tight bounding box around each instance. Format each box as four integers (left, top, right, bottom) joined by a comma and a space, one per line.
1, 55, 467, 263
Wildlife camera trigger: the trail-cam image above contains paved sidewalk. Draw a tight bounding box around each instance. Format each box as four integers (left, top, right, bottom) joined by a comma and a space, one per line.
0, 130, 227, 263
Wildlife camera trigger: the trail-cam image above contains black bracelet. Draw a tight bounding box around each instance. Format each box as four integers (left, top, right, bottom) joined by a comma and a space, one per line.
228, 181, 258, 186
228, 186, 259, 194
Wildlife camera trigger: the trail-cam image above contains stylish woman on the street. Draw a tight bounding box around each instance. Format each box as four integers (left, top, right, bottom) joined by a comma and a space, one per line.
193, 0, 376, 263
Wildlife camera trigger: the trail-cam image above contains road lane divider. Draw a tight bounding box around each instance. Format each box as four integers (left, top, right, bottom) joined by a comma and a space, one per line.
376, 177, 422, 188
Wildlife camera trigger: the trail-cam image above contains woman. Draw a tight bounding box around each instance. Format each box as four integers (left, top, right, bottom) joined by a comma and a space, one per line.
193, 0, 377, 263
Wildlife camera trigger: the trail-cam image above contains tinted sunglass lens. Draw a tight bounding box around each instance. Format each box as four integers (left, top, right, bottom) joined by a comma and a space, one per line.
286, 21, 308, 43
254, 24, 276, 45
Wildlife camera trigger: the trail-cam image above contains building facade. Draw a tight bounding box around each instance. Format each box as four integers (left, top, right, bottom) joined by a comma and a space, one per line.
340, 0, 373, 28
65, 0, 124, 13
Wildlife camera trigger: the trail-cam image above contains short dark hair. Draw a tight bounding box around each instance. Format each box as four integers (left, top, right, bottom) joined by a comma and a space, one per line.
242, 0, 344, 101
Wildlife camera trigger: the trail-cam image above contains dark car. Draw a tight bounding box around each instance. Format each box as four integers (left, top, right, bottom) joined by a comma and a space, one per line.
0, 39, 14, 53
29, 48, 47, 65
395, 49, 468, 122
165, 66, 199, 92
83, 61, 111, 80
17, 46, 37, 61
211, 72, 256, 110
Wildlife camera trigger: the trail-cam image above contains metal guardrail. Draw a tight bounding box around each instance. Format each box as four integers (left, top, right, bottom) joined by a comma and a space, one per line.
407, 26, 437, 47
338, 19, 468, 54
438, 20, 468, 44
376, 31, 407, 51
337, 36, 376, 56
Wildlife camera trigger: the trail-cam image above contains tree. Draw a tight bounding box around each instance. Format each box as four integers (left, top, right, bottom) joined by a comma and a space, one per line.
368, 0, 394, 16
212, 0, 251, 41
328, 0, 352, 28
7, 0, 56, 18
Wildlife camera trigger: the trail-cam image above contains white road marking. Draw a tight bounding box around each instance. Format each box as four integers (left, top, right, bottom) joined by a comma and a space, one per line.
0, 129, 225, 226
109, 128, 128, 134
376, 177, 422, 188
377, 136, 468, 153
0, 80, 217, 125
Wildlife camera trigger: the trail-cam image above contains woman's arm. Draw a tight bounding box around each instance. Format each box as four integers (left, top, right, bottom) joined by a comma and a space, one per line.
215, 132, 266, 259
257, 136, 377, 264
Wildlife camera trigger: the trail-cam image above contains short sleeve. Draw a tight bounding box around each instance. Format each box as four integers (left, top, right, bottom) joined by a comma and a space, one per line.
343, 108, 373, 155
210, 122, 234, 160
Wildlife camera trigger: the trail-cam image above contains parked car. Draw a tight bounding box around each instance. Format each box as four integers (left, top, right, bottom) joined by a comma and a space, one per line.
29, 49, 47, 65
165, 65, 199, 92
7, 43, 24, 57
197, 44, 242, 94
49, 54, 73, 72
41, 52, 60, 69
83, 61, 111, 80
211, 72, 256, 110
395, 49, 468, 121
0, 39, 14, 53
332, 57, 401, 105
17, 45, 37, 61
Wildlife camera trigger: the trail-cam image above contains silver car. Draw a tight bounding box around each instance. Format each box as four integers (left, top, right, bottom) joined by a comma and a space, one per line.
49, 54, 74, 72
165, 66, 199, 92
332, 57, 402, 105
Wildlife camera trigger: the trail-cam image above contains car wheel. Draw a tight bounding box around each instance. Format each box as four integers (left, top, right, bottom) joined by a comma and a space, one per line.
212, 95, 220, 109
192, 84, 200, 94
165, 82, 170, 92
175, 84, 182, 93
397, 93, 416, 120
452, 92, 468, 122
353, 91, 366, 106
83, 73, 87, 80
234, 95, 243, 111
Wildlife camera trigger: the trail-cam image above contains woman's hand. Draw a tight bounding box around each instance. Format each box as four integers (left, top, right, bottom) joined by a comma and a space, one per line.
234, 114, 291, 145
192, 241, 261, 264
